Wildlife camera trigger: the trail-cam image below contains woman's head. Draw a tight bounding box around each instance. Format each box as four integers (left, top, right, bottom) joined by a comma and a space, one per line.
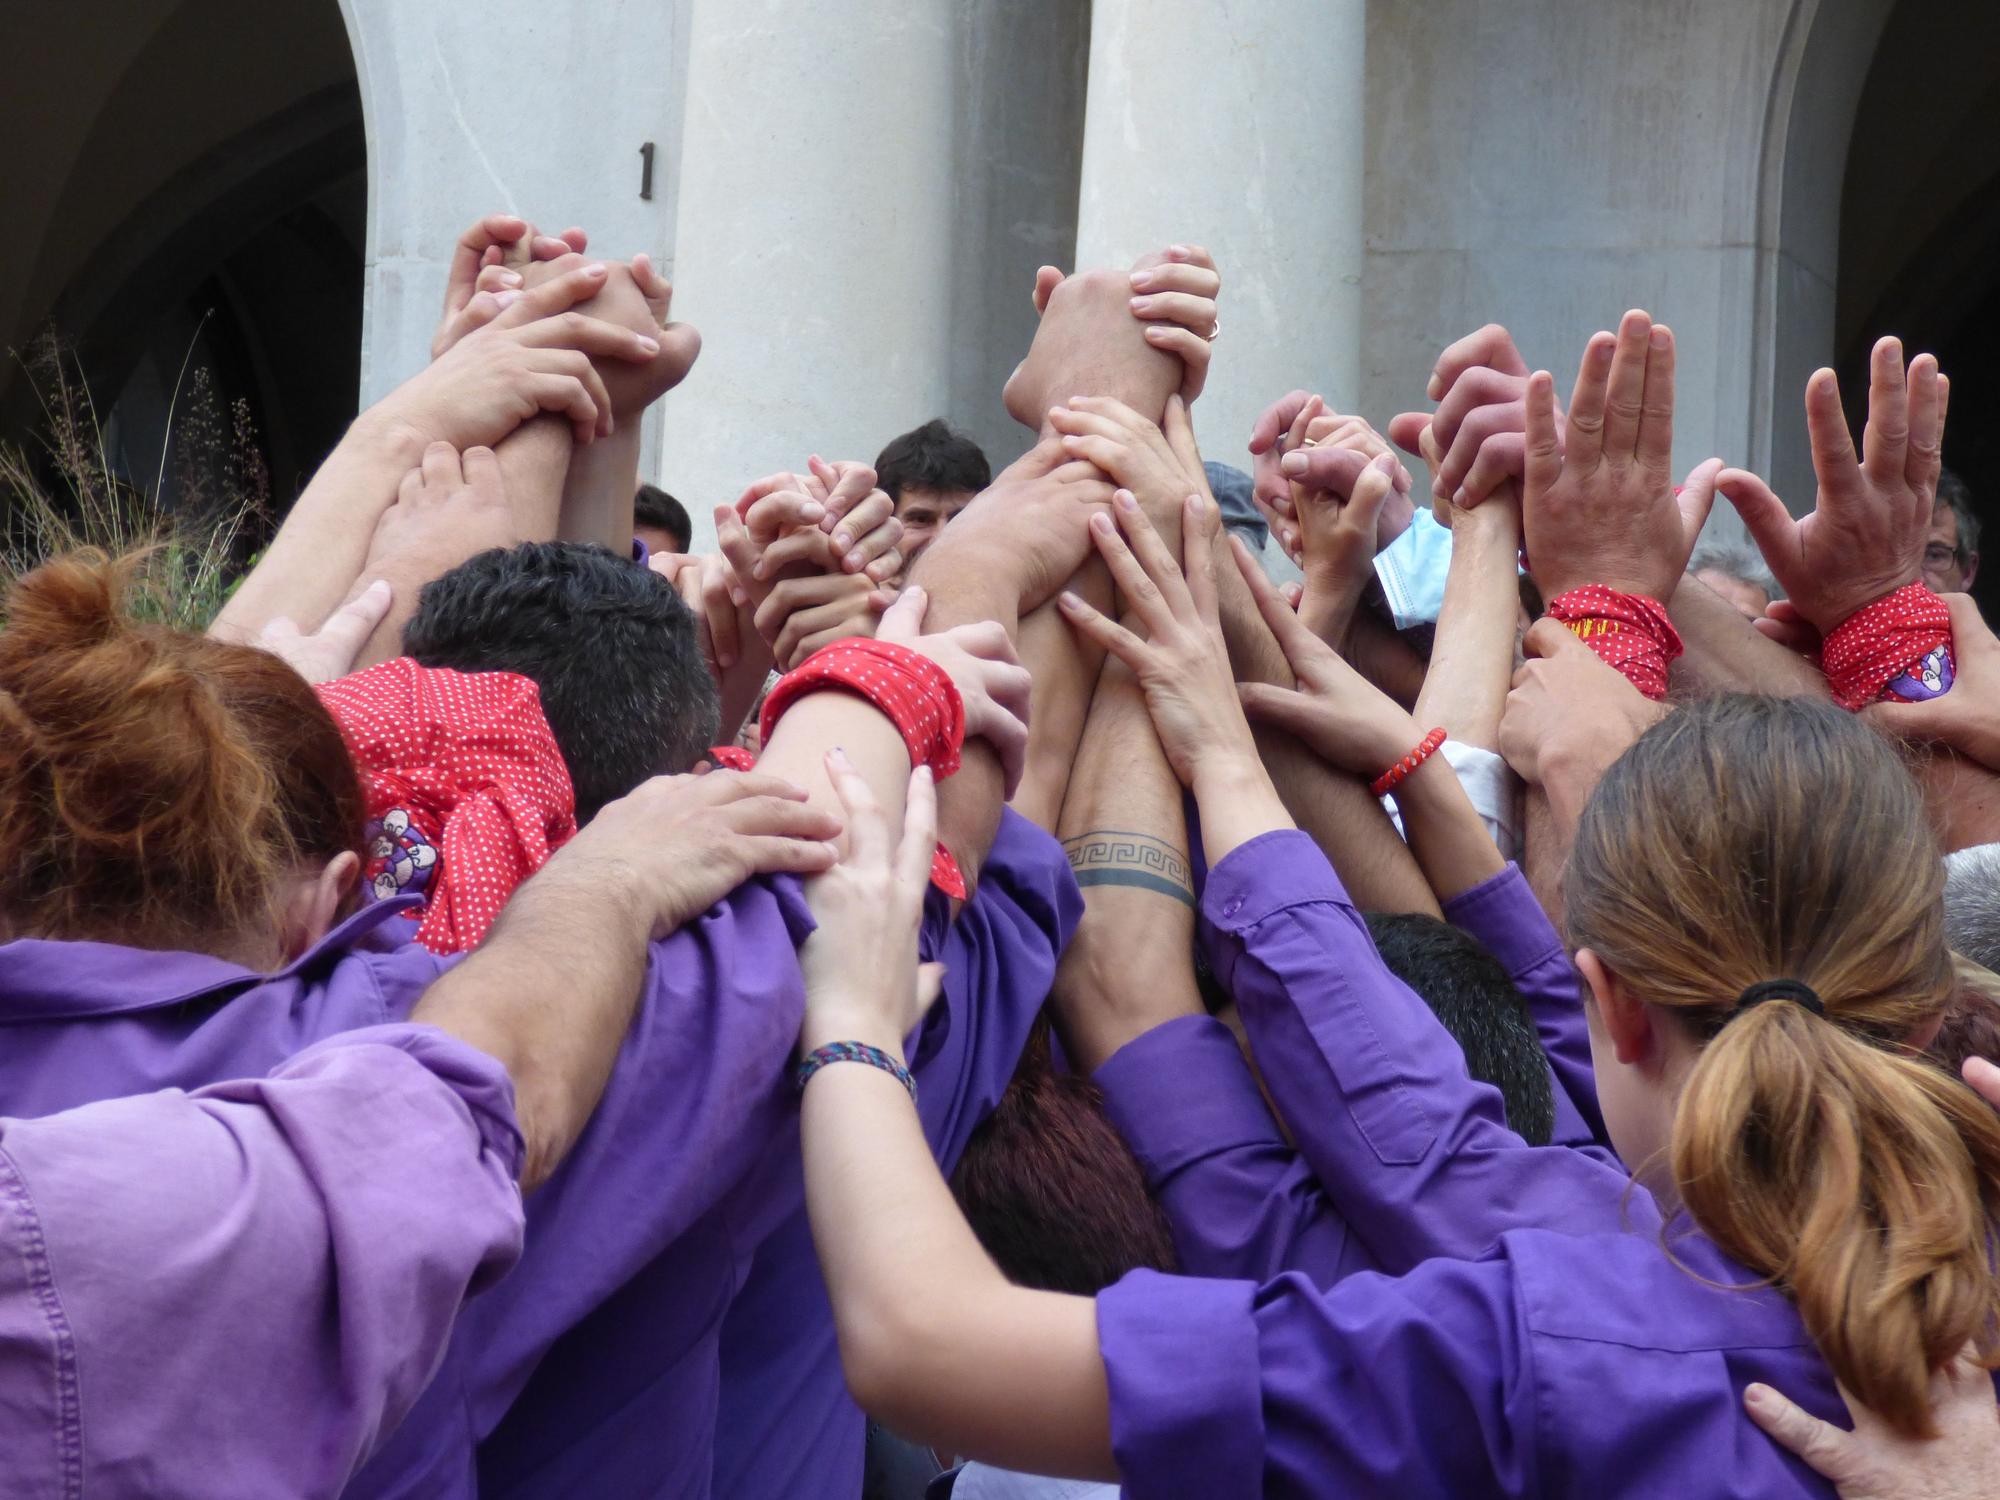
0, 551, 365, 962
1566, 694, 2000, 1435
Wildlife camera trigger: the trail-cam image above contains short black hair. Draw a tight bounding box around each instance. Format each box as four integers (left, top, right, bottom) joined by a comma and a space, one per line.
404, 541, 719, 822
1937, 468, 1981, 563
633, 483, 692, 554
873, 419, 990, 504
1364, 912, 1557, 1146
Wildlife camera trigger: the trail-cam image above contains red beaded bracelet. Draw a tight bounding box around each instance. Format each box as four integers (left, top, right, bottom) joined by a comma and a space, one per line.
1371, 727, 1448, 798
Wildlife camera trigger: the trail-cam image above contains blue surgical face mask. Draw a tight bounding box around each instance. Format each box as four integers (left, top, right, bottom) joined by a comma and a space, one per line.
1373, 504, 1456, 630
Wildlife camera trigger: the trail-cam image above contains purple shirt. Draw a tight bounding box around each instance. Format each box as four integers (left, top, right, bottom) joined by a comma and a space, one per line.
1091, 833, 1852, 1494
1097, 835, 1636, 1286
474, 809, 1081, 1499
0, 876, 818, 1500
0, 1024, 523, 1499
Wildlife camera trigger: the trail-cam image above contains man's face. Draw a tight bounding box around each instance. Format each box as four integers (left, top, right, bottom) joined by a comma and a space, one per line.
1924, 504, 1978, 593
894, 486, 975, 570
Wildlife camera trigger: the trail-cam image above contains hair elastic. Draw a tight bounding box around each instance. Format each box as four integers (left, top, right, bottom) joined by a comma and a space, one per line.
1731, 979, 1825, 1019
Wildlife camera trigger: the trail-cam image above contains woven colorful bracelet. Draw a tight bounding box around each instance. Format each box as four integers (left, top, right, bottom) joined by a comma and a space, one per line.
759, 639, 966, 779
1821, 581, 1955, 711
1371, 726, 1448, 798
795, 1040, 918, 1103
1544, 585, 1684, 701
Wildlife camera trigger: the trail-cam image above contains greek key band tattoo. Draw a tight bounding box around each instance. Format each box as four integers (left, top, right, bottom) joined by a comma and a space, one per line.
1062, 830, 1197, 909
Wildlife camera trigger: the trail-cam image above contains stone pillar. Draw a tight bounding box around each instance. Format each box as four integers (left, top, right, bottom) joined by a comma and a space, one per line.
336, 0, 684, 466
1073, 0, 1368, 474
657, 0, 961, 543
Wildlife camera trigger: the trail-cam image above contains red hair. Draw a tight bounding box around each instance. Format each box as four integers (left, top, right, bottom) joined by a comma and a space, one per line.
0, 551, 363, 950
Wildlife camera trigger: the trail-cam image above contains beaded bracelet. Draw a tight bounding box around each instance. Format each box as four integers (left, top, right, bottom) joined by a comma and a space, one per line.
1371, 726, 1448, 798
795, 1040, 918, 1103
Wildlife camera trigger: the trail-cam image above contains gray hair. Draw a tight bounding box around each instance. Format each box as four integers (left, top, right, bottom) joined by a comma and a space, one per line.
1687, 522, 1781, 600
1945, 843, 2000, 973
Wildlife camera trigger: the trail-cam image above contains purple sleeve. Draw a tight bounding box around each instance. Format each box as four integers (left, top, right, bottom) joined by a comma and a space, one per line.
1098, 1259, 1539, 1498
0, 1024, 524, 1498
1441, 864, 1608, 1150
1201, 831, 1646, 1274
457, 876, 819, 1421
912, 808, 1082, 1164
1094, 1016, 1360, 1286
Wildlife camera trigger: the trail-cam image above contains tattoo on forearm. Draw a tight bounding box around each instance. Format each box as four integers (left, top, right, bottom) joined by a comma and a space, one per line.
1063, 830, 1196, 908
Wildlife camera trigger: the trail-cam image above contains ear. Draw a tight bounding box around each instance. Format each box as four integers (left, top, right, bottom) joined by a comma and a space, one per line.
1576, 948, 1658, 1071
278, 852, 362, 963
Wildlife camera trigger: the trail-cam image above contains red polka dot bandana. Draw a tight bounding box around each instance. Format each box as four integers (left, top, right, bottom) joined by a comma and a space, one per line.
1821, 581, 1955, 711
746, 639, 968, 899
1544, 586, 1684, 701
317, 659, 578, 953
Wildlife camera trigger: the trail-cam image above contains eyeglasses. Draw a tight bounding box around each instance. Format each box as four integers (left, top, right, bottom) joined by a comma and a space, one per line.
1924, 543, 1964, 569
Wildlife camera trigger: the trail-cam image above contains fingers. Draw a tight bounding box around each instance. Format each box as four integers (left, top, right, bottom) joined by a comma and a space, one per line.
721, 795, 848, 846
1905, 352, 1943, 503
1523, 371, 1564, 499
526, 368, 607, 446
1283, 394, 1326, 458
1031, 265, 1065, 315
1861, 335, 1908, 490
1055, 587, 1148, 671
826, 747, 892, 868
812, 458, 880, 529
515, 310, 663, 363
1457, 433, 1528, 508
1715, 467, 1799, 580
875, 584, 930, 643
1142, 324, 1213, 370
1963, 1055, 2000, 1112
1229, 532, 1327, 679
1596, 309, 1654, 460
1431, 365, 1530, 454
827, 493, 901, 573
398, 464, 427, 506
1161, 392, 1203, 478
713, 504, 762, 598
1675, 457, 1724, 546
702, 559, 743, 672
743, 488, 827, 547
1428, 322, 1530, 400
1803, 366, 1861, 497
1385, 411, 1434, 464
895, 766, 940, 893
491, 261, 611, 328
1634, 323, 1676, 477
461, 444, 504, 500
1741, 1384, 1856, 1484
444, 214, 529, 318
421, 440, 463, 490
1180, 493, 1224, 626
1096, 491, 1193, 632
1561, 331, 1615, 474
1129, 259, 1220, 300
475, 263, 523, 296
1278, 444, 1371, 500
1521, 615, 1587, 660
1128, 290, 1216, 331
1436, 400, 1528, 503
315, 578, 394, 661
1236, 682, 1321, 740
1345, 456, 1397, 539
1249, 389, 1314, 457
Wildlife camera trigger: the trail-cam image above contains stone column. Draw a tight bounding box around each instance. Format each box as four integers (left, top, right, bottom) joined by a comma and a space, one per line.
336, 0, 684, 466
657, 0, 961, 544
1073, 0, 1368, 474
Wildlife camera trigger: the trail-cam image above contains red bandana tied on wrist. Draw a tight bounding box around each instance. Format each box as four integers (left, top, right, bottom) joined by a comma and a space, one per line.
737, 638, 969, 899
1821, 581, 1955, 711
317, 659, 578, 953
1544, 586, 1684, 701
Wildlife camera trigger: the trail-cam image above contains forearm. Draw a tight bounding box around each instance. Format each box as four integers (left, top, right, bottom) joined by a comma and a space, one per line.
757, 691, 912, 838
1667, 572, 1828, 698
410, 869, 649, 1191
1344, 611, 1427, 709
557, 422, 639, 551
1217, 543, 1437, 912
802, 1060, 1113, 1478
1051, 660, 1203, 1071
496, 414, 574, 541
210, 414, 423, 642
1917, 747, 2000, 853
1012, 574, 1110, 832
1414, 509, 1519, 747
1387, 754, 1508, 904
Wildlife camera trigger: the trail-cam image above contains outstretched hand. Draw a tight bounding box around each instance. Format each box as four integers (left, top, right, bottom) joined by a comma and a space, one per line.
1716, 338, 1945, 634
1522, 310, 1714, 602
